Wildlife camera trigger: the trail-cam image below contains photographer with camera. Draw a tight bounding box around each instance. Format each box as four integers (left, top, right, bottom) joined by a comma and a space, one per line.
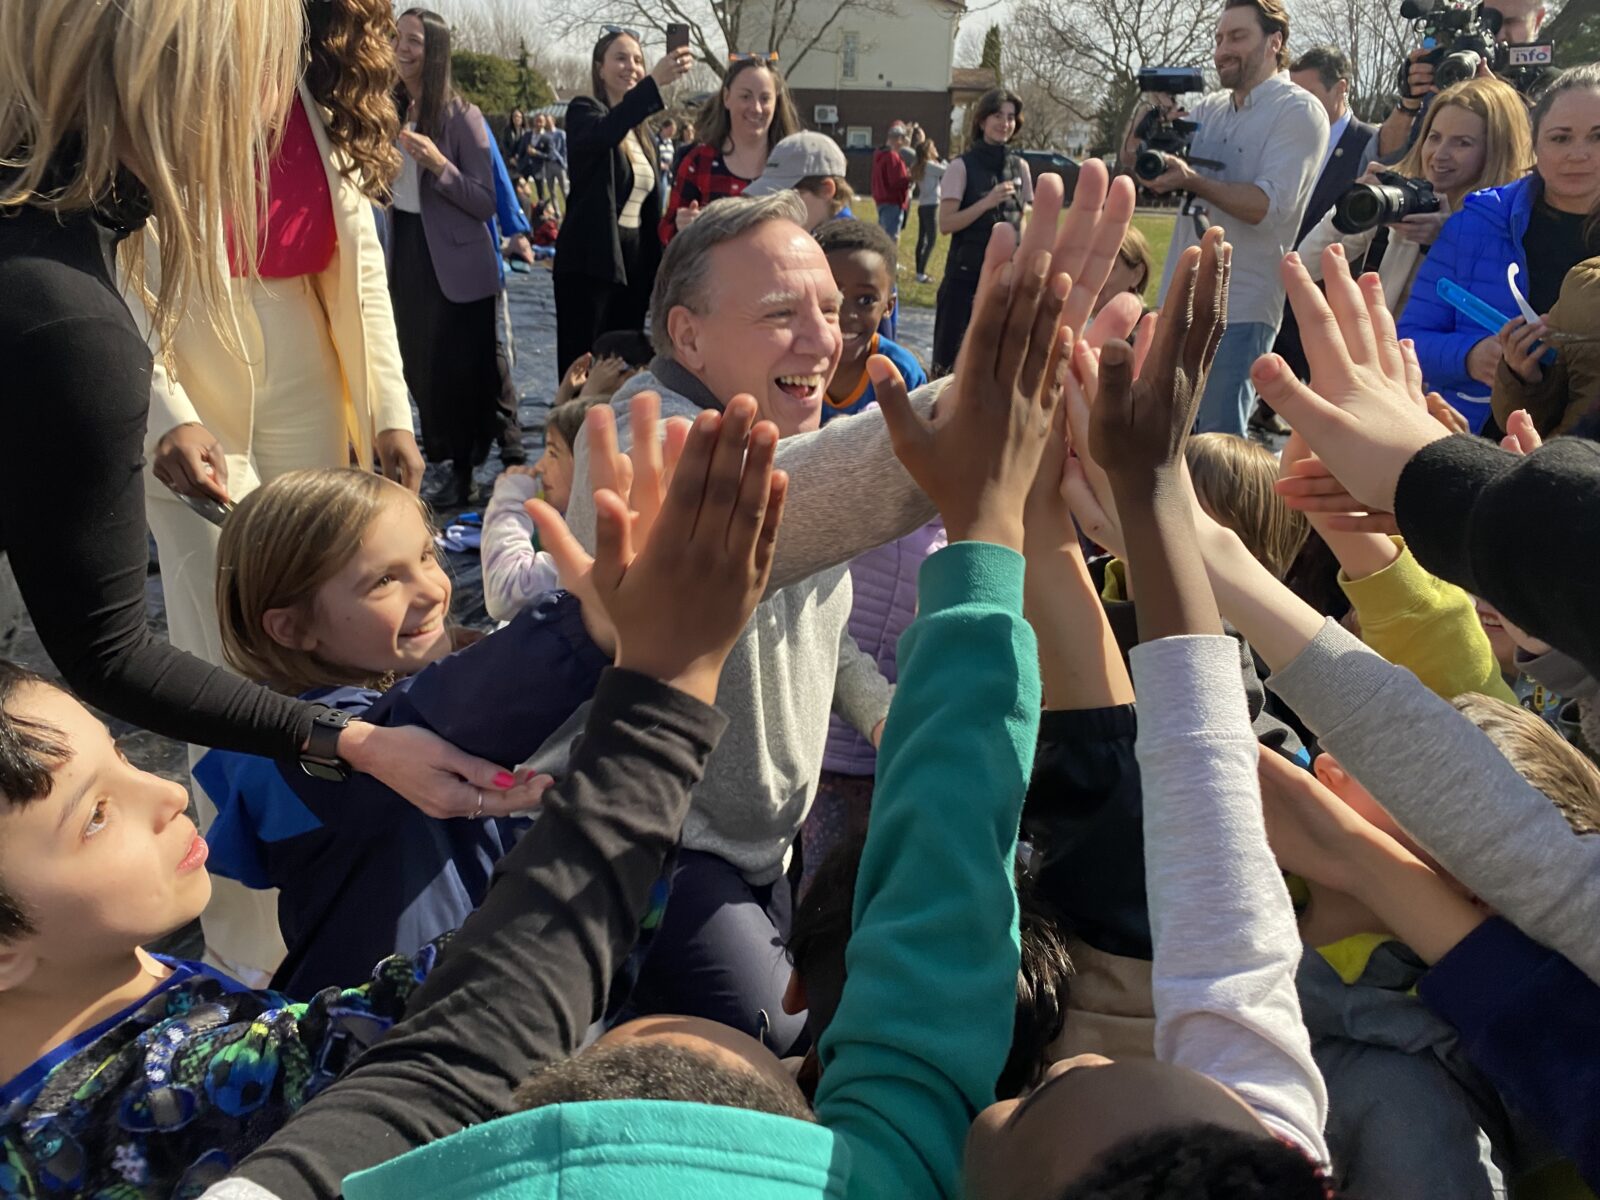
1300, 77, 1531, 312
1121, 0, 1327, 434
1376, 0, 1548, 159
1399, 63, 1600, 432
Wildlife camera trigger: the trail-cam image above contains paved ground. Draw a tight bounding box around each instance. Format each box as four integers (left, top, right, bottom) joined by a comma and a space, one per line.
0, 265, 938, 784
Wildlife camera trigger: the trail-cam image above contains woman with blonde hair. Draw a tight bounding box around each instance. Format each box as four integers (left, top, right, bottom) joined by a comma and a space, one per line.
0, 0, 544, 949
1301, 76, 1532, 316
136, 0, 432, 984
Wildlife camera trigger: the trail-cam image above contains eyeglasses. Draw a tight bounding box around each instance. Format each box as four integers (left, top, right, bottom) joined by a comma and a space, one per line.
728, 51, 780, 65
601, 24, 642, 40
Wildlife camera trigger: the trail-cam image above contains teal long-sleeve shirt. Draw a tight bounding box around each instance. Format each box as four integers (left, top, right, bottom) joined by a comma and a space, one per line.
816, 540, 1042, 1199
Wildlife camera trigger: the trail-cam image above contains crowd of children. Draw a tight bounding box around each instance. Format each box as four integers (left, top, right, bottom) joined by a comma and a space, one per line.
7, 23, 1600, 1197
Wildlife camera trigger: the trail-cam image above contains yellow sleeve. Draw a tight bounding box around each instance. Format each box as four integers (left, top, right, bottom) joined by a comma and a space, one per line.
1339, 537, 1517, 704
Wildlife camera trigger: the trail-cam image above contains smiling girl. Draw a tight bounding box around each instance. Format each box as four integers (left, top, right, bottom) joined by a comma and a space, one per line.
197, 469, 608, 996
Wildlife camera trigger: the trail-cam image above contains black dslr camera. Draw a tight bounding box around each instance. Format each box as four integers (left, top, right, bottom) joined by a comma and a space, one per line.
1133, 68, 1222, 182
1402, 0, 1500, 90
1332, 171, 1441, 234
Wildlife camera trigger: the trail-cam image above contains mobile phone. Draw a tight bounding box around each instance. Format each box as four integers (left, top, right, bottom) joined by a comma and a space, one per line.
667, 22, 690, 52
172, 487, 234, 528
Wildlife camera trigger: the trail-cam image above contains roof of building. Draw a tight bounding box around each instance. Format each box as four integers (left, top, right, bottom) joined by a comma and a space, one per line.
950, 66, 998, 91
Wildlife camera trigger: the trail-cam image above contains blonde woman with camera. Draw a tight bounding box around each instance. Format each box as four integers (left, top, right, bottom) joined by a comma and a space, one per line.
1300, 76, 1532, 316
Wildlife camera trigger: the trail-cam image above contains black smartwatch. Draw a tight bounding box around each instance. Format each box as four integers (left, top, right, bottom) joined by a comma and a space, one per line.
299, 705, 354, 782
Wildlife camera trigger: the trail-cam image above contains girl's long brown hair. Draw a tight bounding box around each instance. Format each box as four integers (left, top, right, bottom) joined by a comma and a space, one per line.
695, 60, 800, 155
304, 0, 403, 200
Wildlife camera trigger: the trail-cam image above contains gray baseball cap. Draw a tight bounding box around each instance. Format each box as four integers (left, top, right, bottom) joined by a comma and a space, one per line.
744, 131, 849, 196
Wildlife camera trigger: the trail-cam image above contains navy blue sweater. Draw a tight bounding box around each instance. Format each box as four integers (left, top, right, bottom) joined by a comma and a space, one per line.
196, 592, 608, 998
1418, 916, 1600, 1187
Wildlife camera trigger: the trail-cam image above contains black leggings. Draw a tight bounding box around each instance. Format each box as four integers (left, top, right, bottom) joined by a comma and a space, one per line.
915, 204, 939, 276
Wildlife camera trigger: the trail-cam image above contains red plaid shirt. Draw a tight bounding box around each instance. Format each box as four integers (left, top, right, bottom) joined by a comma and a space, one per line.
659, 143, 754, 246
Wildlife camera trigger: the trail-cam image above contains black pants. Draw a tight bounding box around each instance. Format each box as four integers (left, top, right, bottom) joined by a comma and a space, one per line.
931, 265, 978, 378
617, 849, 808, 1055
915, 205, 939, 276
389, 210, 499, 469
553, 229, 651, 380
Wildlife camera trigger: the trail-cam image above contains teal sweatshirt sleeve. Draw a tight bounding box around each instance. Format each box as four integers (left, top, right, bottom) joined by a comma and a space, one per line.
813, 541, 1041, 1200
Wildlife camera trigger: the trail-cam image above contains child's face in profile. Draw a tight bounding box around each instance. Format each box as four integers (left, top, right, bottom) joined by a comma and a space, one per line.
281, 495, 455, 683
826, 248, 892, 370
534, 429, 575, 514
0, 684, 210, 978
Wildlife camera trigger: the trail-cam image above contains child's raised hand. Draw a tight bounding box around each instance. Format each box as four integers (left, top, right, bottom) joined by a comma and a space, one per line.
590, 398, 784, 704
1256, 245, 1449, 519
875, 246, 1070, 550
1089, 228, 1228, 492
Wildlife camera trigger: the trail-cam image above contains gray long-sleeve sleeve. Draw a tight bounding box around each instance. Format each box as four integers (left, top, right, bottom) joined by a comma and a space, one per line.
1130, 635, 1329, 1165
1268, 618, 1600, 986
832, 621, 893, 740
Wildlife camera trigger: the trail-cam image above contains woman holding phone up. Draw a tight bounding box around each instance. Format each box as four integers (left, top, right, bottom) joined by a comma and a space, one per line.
930, 87, 1032, 377
553, 27, 693, 377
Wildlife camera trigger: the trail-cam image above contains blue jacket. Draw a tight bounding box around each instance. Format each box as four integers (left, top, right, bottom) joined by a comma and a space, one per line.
1399, 175, 1540, 432
196, 592, 607, 998
1418, 916, 1600, 1188
486, 117, 532, 286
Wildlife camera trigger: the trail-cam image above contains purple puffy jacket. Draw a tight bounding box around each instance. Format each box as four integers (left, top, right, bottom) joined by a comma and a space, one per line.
823, 518, 947, 775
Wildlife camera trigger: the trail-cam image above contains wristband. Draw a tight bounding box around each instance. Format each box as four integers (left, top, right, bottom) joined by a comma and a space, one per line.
300, 704, 354, 782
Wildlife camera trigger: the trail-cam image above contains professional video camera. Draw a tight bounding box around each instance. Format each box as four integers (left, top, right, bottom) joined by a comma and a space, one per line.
1332, 171, 1441, 234
1132, 67, 1222, 182
1400, 0, 1556, 94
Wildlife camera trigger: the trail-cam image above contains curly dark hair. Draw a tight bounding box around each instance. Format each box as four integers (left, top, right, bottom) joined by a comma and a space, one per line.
304, 0, 404, 201
1059, 1125, 1336, 1200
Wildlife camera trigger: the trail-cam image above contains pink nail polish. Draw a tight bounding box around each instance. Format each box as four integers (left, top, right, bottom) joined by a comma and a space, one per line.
494, 771, 516, 788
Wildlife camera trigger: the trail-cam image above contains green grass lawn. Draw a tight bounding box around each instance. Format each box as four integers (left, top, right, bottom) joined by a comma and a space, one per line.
854, 198, 1175, 311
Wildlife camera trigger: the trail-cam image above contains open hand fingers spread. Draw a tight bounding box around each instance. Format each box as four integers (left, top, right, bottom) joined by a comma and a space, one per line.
1360, 273, 1406, 385
1283, 251, 1346, 382
1062, 174, 1137, 338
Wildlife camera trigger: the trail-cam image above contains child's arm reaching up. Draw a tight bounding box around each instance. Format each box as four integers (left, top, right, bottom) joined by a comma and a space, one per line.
1089, 226, 1329, 1164
481, 468, 561, 623
209, 400, 786, 1200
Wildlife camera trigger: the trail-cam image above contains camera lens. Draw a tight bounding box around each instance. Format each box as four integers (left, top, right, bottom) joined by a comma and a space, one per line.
1333, 184, 1393, 234
1135, 149, 1168, 181
1436, 49, 1482, 88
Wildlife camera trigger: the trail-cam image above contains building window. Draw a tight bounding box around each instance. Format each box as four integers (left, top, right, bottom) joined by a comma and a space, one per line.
846, 126, 872, 148
842, 31, 858, 81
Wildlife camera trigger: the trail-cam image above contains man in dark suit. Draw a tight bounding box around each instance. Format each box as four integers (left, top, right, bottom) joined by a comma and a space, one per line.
1253, 46, 1378, 434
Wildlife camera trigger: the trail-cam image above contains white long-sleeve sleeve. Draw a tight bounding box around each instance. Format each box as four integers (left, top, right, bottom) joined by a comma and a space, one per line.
1129, 635, 1329, 1165
481, 473, 560, 623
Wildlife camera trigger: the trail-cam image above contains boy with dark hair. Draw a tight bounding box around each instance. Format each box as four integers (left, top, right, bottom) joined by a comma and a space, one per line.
814, 219, 927, 421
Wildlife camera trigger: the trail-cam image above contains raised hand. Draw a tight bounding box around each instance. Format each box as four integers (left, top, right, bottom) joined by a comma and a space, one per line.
529, 397, 780, 703
1090, 227, 1229, 491
1255, 244, 1449, 519
1502, 408, 1544, 456
875, 244, 1070, 551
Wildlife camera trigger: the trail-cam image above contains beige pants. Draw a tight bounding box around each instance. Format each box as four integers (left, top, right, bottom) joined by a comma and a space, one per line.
146, 274, 350, 987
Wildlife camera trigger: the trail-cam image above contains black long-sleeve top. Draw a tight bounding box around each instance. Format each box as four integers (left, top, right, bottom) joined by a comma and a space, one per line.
214, 667, 727, 1200
0, 200, 315, 756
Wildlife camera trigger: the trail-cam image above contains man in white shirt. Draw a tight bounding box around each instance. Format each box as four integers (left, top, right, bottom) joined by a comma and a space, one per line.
1123, 0, 1327, 435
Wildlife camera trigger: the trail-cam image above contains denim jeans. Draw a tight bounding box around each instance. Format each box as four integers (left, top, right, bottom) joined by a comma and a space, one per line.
1197, 320, 1277, 436
877, 203, 904, 241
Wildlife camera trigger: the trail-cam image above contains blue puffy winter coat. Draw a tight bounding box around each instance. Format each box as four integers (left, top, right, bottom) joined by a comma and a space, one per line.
1400, 174, 1541, 432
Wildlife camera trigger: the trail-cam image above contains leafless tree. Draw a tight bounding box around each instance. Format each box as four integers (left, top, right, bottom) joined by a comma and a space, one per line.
1293, 0, 1415, 121
542, 0, 900, 78
430, 0, 543, 58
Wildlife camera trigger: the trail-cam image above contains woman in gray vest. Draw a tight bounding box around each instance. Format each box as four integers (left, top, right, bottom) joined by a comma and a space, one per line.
931, 88, 1033, 376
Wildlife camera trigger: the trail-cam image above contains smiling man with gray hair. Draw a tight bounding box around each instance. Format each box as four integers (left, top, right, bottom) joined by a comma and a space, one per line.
564, 191, 935, 1050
